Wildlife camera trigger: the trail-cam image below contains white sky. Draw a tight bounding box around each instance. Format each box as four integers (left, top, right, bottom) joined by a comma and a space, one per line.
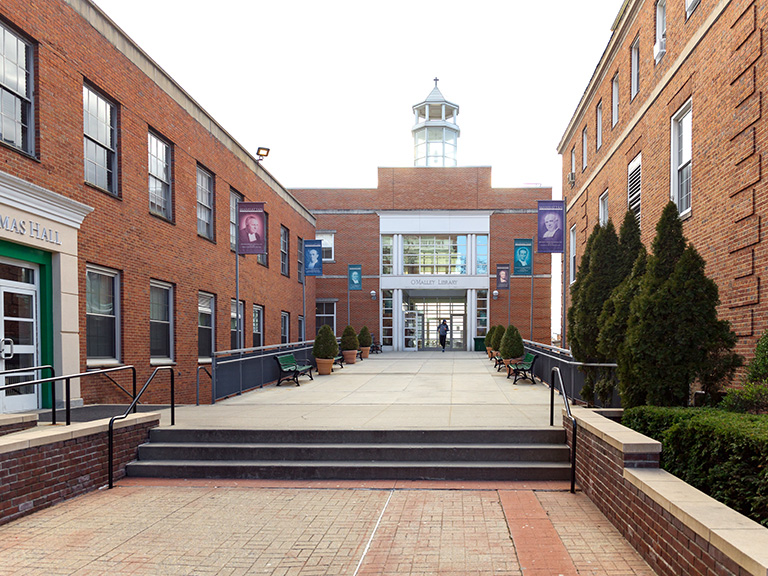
91, 0, 622, 338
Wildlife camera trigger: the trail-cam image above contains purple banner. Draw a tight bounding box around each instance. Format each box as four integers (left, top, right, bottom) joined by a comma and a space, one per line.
537, 200, 565, 254
237, 202, 266, 255
496, 264, 510, 290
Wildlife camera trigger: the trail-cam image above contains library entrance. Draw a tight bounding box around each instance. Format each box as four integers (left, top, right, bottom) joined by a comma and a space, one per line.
403, 293, 466, 351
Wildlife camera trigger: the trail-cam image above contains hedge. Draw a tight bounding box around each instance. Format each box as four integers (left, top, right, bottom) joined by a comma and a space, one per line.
622, 406, 768, 527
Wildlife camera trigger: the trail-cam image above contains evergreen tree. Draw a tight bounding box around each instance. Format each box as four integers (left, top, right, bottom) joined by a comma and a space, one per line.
499, 324, 524, 359
617, 210, 644, 280
747, 329, 768, 383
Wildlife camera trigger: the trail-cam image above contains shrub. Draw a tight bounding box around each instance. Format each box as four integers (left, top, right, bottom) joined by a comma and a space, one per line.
340, 325, 359, 351
358, 326, 372, 347
499, 325, 524, 360
720, 382, 768, 414
312, 325, 338, 359
484, 325, 497, 349
747, 329, 768, 383
490, 325, 505, 351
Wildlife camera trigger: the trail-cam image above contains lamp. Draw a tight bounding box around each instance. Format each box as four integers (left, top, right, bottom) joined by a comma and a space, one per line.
492, 290, 499, 300
370, 290, 377, 301
256, 147, 270, 162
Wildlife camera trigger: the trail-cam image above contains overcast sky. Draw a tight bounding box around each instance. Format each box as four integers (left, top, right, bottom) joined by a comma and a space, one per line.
91, 0, 622, 337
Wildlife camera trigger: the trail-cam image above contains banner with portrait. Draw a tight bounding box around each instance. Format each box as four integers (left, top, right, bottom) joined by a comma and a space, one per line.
304, 239, 323, 276
514, 239, 533, 276
496, 264, 510, 290
348, 264, 362, 291
537, 200, 565, 254
237, 202, 266, 255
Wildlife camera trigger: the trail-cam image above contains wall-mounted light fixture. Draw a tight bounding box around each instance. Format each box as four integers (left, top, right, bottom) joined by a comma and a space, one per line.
492, 290, 499, 300
256, 147, 270, 162
370, 290, 377, 301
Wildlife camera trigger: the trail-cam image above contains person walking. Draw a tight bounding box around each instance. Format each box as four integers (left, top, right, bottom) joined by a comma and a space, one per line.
438, 319, 449, 352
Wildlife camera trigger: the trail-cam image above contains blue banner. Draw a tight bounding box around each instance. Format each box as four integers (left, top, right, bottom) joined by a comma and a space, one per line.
304, 239, 323, 276
514, 239, 533, 276
348, 264, 362, 291
537, 200, 565, 254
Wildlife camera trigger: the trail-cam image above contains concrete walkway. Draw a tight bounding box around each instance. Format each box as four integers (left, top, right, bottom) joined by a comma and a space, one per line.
0, 352, 658, 575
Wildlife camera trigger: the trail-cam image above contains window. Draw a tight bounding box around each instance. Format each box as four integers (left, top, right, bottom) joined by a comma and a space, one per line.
672, 101, 692, 215
298, 316, 305, 342
0, 23, 33, 154
403, 235, 468, 275
381, 235, 394, 275
569, 226, 577, 284
86, 266, 119, 361
612, 74, 619, 127
476, 290, 488, 338
581, 127, 588, 170
148, 132, 172, 219
599, 190, 609, 226
570, 147, 576, 173
230, 189, 242, 250
316, 232, 335, 261
150, 281, 173, 359
281, 311, 290, 344
83, 86, 116, 193
315, 301, 336, 334
631, 37, 640, 100
280, 225, 290, 276
253, 304, 264, 348
628, 153, 642, 225
196, 166, 214, 239
596, 102, 603, 150
297, 237, 304, 283
655, 0, 667, 62
476, 235, 488, 275
382, 291, 393, 346
257, 212, 268, 266
686, 0, 700, 18
230, 299, 243, 350
198, 292, 214, 360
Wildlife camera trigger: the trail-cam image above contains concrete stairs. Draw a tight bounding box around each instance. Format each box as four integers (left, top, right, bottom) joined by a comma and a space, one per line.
126, 428, 572, 481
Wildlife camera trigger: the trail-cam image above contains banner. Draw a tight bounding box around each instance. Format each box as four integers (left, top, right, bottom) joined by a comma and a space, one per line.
537, 200, 565, 254
237, 202, 266, 255
496, 264, 510, 290
348, 264, 362, 290
514, 239, 533, 276
304, 239, 323, 276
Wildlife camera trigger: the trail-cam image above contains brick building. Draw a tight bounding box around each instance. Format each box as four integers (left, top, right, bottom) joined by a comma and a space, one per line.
293, 84, 552, 351
557, 0, 766, 362
0, 0, 315, 412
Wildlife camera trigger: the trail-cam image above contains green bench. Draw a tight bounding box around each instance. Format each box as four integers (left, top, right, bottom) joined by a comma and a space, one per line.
275, 354, 314, 386
507, 352, 537, 384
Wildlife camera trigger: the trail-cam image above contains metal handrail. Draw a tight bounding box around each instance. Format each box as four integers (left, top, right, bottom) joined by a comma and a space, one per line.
196, 365, 211, 406
550, 366, 577, 494
108, 366, 175, 488
0, 365, 135, 425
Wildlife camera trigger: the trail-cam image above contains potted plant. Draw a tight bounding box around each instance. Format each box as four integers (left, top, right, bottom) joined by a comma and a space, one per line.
499, 324, 525, 366
490, 325, 505, 356
358, 326, 372, 358
312, 324, 339, 375
485, 326, 497, 358
340, 325, 360, 364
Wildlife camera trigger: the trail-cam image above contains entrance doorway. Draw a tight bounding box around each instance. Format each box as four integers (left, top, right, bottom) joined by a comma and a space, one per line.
0, 260, 40, 413
406, 295, 466, 350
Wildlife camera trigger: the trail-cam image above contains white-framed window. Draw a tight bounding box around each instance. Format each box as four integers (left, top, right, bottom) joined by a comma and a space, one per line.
150, 280, 173, 360
628, 153, 642, 225
686, 0, 700, 19
570, 147, 576, 173
196, 165, 214, 239
0, 23, 33, 155
381, 235, 394, 275
257, 212, 268, 267
476, 235, 488, 275
569, 226, 577, 284
315, 301, 336, 335
655, 0, 667, 62
381, 291, 393, 346
281, 311, 290, 344
671, 101, 692, 216
402, 235, 468, 275
253, 304, 264, 348
148, 132, 172, 219
298, 315, 305, 342
230, 189, 242, 251
198, 292, 214, 360
599, 190, 609, 226
581, 127, 588, 170
316, 232, 335, 261
612, 74, 619, 127
596, 101, 603, 150
476, 290, 488, 338
83, 85, 117, 194
631, 37, 640, 100
86, 266, 120, 362
297, 237, 304, 283
230, 298, 244, 350
280, 225, 290, 276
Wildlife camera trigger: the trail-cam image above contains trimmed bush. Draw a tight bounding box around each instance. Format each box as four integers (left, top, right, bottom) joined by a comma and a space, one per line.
720, 382, 768, 414
499, 325, 524, 360
358, 326, 372, 347
340, 325, 359, 351
312, 325, 338, 359
484, 325, 497, 349
490, 325, 505, 351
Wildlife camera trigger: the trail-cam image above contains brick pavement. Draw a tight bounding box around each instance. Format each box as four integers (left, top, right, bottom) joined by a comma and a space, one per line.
0, 479, 657, 576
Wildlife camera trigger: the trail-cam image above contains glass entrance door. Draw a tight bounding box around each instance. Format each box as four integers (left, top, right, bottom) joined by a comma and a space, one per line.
404, 311, 419, 351
407, 294, 466, 350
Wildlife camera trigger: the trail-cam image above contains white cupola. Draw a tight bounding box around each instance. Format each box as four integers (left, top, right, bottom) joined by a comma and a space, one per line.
412, 78, 460, 167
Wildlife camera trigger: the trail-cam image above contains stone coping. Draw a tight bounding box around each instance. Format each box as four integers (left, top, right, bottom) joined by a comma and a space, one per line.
569, 406, 661, 454
0, 413, 160, 455
0, 413, 38, 427
625, 468, 768, 576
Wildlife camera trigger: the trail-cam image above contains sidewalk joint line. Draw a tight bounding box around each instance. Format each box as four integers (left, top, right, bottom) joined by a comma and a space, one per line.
353, 488, 394, 576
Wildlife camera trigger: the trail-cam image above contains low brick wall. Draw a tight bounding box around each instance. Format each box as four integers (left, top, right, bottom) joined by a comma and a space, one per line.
567, 407, 768, 576
0, 413, 159, 526
0, 413, 38, 437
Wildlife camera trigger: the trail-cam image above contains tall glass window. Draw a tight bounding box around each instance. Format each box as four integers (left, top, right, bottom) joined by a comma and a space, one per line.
382, 290, 393, 346
257, 212, 268, 266
476, 235, 488, 275
230, 189, 242, 250
298, 237, 304, 283
403, 235, 467, 275
672, 102, 692, 215
631, 37, 640, 100
315, 301, 336, 334
148, 132, 172, 219
196, 166, 214, 239
298, 316, 305, 342
83, 86, 116, 193
596, 101, 603, 150
253, 304, 264, 347
0, 23, 32, 154
86, 267, 119, 361
316, 232, 334, 261
612, 74, 619, 127
281, 311, 290, 344
476, 290, 488, 337
280, 225, 289, 276
381, 235, 394, 275
230, 299, 243, 350
198, 292, 214, 359
150, 281, 173, 359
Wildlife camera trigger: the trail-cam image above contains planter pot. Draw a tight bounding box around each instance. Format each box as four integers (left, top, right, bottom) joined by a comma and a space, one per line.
316, 357, 334, 376
503, 358, 513, 367
360, 346, 370, 359
342, 350, 357, 364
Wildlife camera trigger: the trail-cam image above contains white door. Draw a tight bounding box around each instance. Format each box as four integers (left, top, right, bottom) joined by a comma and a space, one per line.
0, 266, 40, 413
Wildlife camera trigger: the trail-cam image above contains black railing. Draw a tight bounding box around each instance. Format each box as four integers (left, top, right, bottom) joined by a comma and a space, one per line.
549, 366, 577, 494
0, 364, 55, 417
108, 366, 175, 488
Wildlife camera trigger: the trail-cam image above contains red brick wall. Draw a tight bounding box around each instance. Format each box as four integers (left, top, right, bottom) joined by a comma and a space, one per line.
0, 417, 157, 526
0, 420, 37, 438
0, 0, 315, 404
